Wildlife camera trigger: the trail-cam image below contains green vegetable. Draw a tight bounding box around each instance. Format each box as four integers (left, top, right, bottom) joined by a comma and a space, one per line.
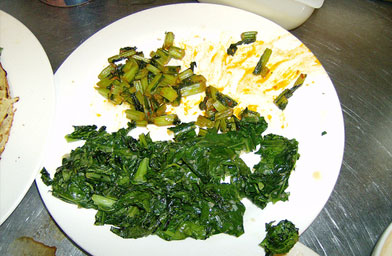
159, 86, 178, 102
242, 134, 300, 209
40, 167, 52, 186
43, 31, 303, 249
163, 32, 175, 50
153, 114, 180, 126
259, 220, 299, 256
41, 115, 299, 241
274, 73, 307, 110
197, 86, 238, 132
253, 48, 272, 77
168, 46, 185, 60
227, 31, 258, 56
95, 32, 207, 126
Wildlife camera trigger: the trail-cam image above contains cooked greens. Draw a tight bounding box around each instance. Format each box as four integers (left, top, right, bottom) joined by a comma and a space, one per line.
41, 113, 299, 241
274, 73, 307, 110
259, 220, 299, 256
253, 48, 272, 77
227, 31, 258, 56
41, 31, 304, 250
196, 85, 239, 132
95, 32, 206, 126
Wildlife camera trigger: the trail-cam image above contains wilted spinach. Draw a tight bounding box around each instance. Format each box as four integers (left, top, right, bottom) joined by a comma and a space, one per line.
259, 220, 299, 256
41, 113, 299, 241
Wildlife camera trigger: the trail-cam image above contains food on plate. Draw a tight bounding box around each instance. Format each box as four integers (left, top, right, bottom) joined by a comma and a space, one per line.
226, 31, 258, 56
95, 32, 206, 127
253, 48, 272, 77
41, 111, 299, 240
0, 56, 19, 156
259, 219, 299, 256
274, 73, 307, 110
41, 31, 305, 250
196, 85, 239, 132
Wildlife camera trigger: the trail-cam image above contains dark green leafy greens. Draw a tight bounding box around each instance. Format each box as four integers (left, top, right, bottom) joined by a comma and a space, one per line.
41, 113, 299, 241
259, 220, 299, 256
237, 134, 299, 210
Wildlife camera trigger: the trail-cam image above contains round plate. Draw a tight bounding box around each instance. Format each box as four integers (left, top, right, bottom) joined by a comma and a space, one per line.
0, 10, 55, 225
372, 223, 392, 256
36, 3, 344, 255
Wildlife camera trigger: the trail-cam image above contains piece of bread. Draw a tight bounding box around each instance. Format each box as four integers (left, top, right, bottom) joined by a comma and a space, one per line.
0, 62, 19, 156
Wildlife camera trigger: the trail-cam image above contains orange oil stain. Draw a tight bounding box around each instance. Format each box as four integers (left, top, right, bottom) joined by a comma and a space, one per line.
269, 59, 290, 74
233, 107, 243, 117
271, 80, 291, 91
166, 108, 174, 115
241, 88, 251, 94
264, 70, 300, 92
255, 71, 272, 84
223, 52, 232, 66
182, 99, 198, 115
247, 105, 258, 112
211, 51, 218, 63
192, 48, 198, 60
225, 44, 258, 70
313, 171, 322, 180
236, 68, 263, 93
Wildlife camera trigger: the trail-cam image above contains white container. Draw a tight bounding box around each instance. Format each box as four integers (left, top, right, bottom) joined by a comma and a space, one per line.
198, 0, 324, 30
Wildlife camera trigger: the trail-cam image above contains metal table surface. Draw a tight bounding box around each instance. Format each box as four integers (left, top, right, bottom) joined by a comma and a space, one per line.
0, 0, 391, 255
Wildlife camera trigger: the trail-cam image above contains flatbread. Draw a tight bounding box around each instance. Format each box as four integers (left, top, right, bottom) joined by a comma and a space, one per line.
0, 62, 19, 156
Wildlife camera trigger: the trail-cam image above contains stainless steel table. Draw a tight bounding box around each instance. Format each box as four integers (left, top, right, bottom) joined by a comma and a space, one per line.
1, 0, 391, 255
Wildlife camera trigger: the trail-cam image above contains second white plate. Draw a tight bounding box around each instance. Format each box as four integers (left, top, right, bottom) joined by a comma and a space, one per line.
0, 10, 55, 225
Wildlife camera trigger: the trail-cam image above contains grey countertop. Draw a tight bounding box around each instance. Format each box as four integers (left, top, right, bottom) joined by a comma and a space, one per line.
1, 0, 391, 255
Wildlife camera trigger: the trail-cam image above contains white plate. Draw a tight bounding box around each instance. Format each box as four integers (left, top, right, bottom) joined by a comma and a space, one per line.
288, 242, 319, 256
372, 223, 392, 256
36, 3, 344, 255
0, 11, 55, 224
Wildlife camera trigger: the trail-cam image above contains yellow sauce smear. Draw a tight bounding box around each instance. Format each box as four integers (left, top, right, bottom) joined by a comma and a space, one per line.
264, 69, 300, 93
174, 34, 321, 130
211, 52, 218, 63
247, 105, 258, 112
233, 107, 244, 117
313, 171, 322, 180
183, 102, 192, 115
225, 44, 259, 69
